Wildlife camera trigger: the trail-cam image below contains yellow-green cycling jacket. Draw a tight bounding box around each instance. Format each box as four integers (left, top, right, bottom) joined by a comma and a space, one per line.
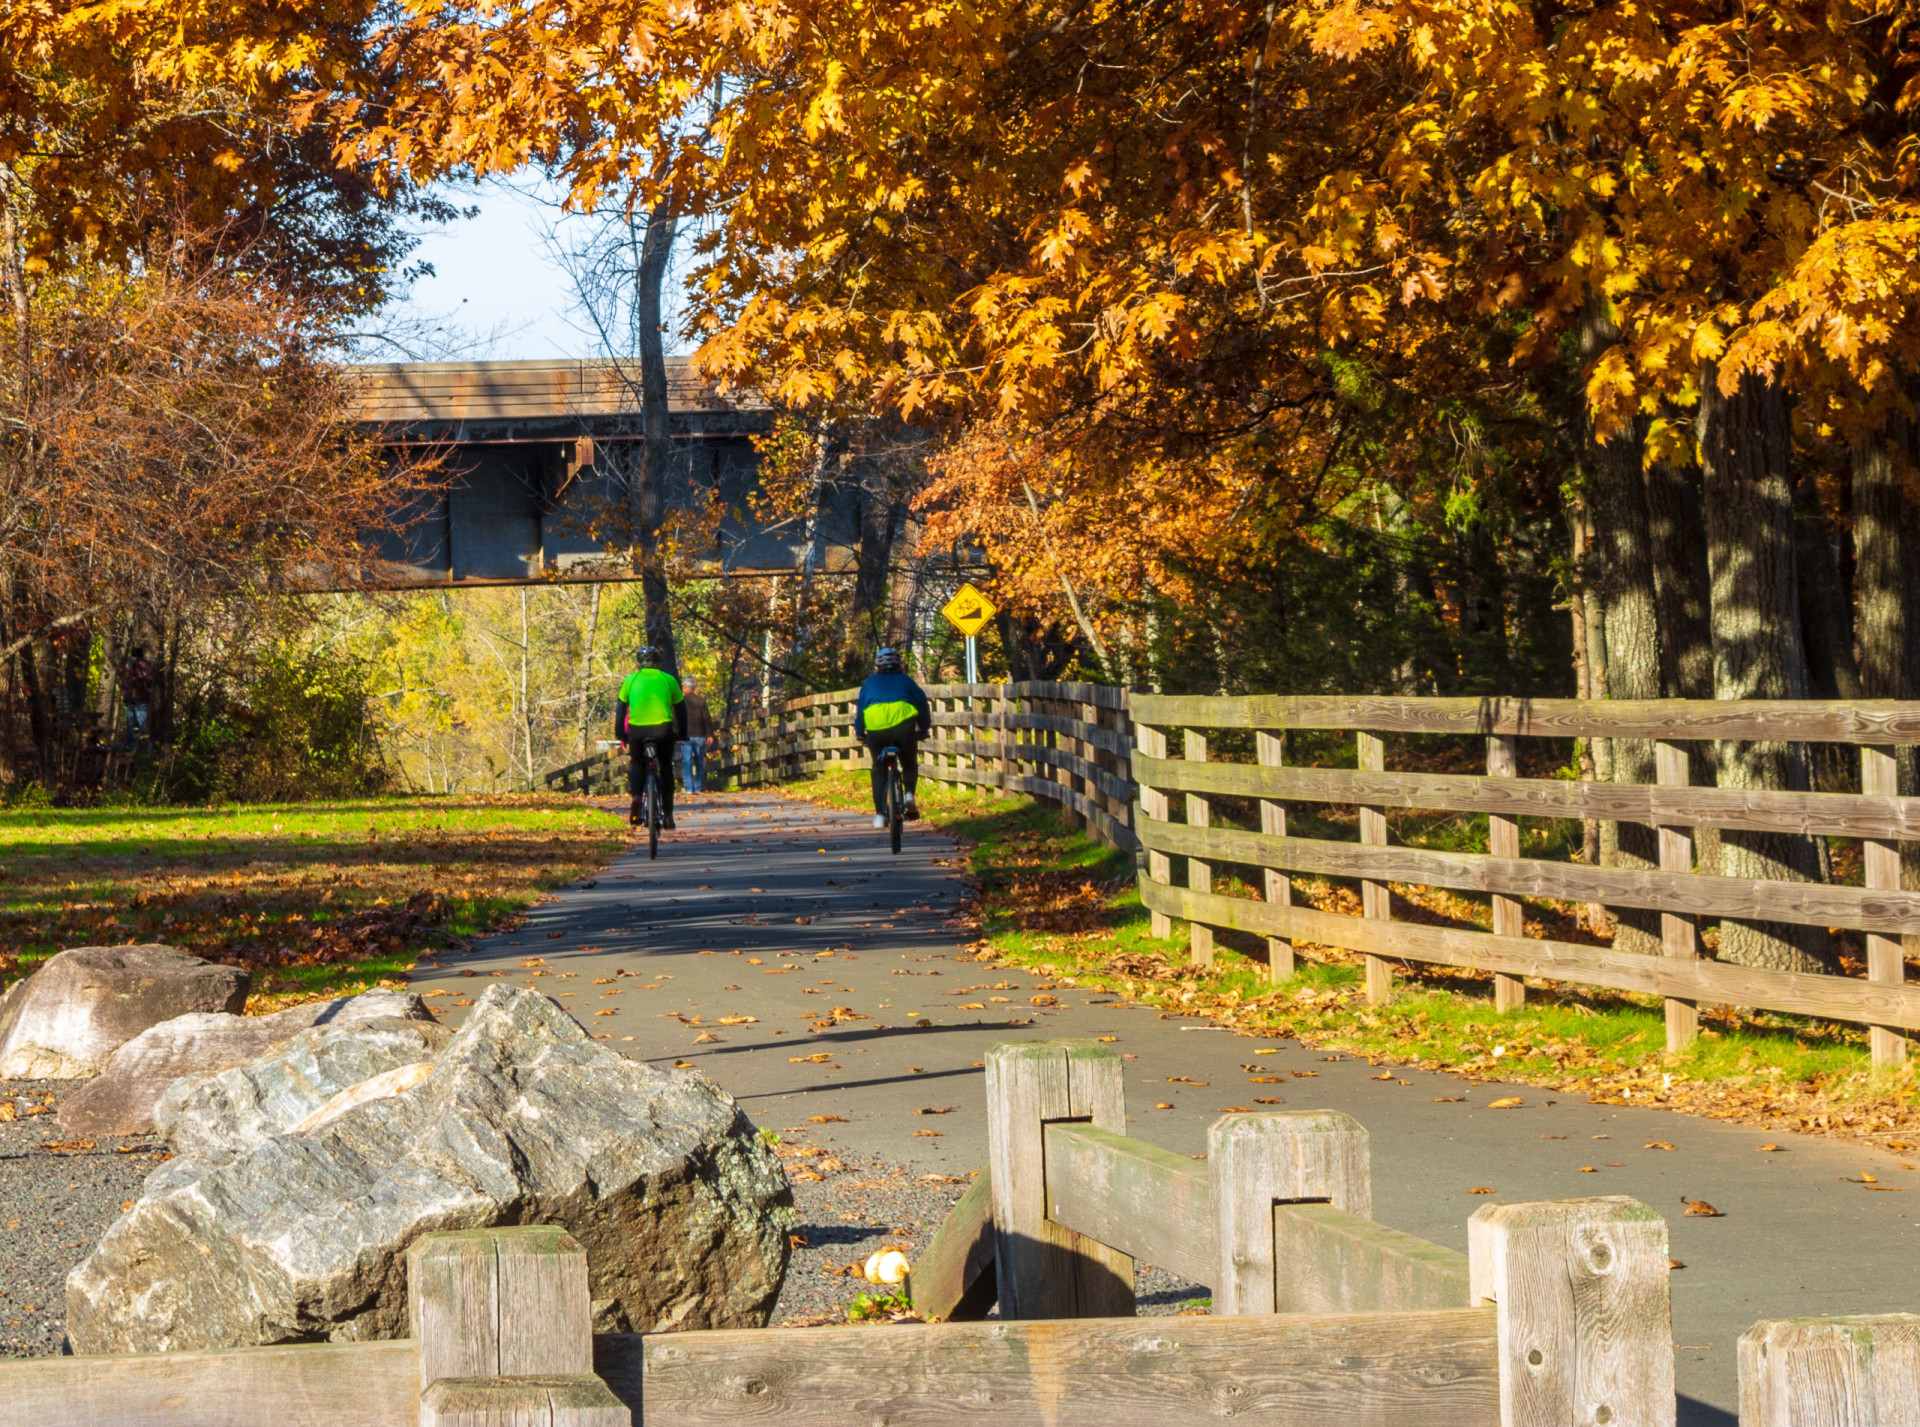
855, 671, 932, 740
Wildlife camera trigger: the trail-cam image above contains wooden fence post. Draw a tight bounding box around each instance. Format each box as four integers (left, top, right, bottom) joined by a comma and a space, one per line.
998, 683, 1013, 791
1469, 1197, 1675, 1427
1136, 723, 1175, 940
1256, 730, 1294, 981
985, 1039, 1136, 1319
1357, 730, 1393, 1003
1486, 734, 1525, 1012
1656, 741, 1700, 1053
1209, 1109, 1370, 1316
1862, 745, 1909, 1066
1184, 729, 1215, 967
407, 1226, 624, 1426
1738, 1314, 1920, 1427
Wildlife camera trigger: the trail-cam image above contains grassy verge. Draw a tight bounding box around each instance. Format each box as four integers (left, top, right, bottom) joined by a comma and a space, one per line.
786, 770, 1920, 1149
1, 796, 628, 1010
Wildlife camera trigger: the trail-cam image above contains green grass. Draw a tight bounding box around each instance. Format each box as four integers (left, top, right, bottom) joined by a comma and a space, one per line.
1, 795, 628, 1008
781, 769, 1919, 1141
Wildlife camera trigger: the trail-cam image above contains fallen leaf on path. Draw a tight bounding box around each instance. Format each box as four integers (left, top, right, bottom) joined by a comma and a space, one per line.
1645, 1142, 1677, 1151
791, 1053, 834, 1064
1757, 1144, 1782, 1152
1255, 1049, 1278, 1055
595, 1009, 616, 1016
692, 1032, 719, 1044
1488, 1097, 1525, 1109
1468, 1187, 1495, 1194
1220, 1106, 1256, 1113
1577, 1166, 1597, 1173
1669, 1259, 1686, 1270
913, 1107, 954, 1115
1154, 1102, 1174, 1109
1681, 1197, 1725, 1217
808, 1115, 848, 1123
1541, 1134, 1565, 1140
1290, 1070, 1318, 1078
39, 1140, 94, 1154
1889, 1141, 1915, 1151
718, 1015, 758, 1025
913, 1129, 943, 1137
1369, 1072, 1395, 1081
1095, 1036, 1118, 1043
1249, 1076, 1283, 1084
1254, 1097, 1282, 1104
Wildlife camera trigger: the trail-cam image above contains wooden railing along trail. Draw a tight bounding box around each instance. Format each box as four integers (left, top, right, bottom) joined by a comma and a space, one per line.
5, 1038, 1914, 1426
577, 683, 1920, 1067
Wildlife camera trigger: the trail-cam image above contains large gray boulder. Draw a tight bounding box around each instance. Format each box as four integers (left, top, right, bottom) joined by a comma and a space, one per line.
151, 1012, 454, 1183
57, 989, 435, 1139
66, 984, 792, 1354
0, 945, 248, 1079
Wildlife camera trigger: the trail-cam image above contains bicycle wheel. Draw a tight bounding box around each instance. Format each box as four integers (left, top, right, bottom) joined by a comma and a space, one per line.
646, 763, 662, 860
888, 759, 904, 856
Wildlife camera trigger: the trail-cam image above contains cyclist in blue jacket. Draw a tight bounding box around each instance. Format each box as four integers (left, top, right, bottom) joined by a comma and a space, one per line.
854, 648, 932, 829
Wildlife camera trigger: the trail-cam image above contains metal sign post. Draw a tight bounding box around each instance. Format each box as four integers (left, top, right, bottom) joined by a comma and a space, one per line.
942, 583, 998, 790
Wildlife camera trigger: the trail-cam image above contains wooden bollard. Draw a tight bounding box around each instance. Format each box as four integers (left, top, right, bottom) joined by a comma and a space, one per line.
1208, 1109, 1370, 1315
407, 1227, 625, 1427
1469, 1197, 1675, 1427
985, 1039, 1135, 1319
1739, 1315, 1920, 1427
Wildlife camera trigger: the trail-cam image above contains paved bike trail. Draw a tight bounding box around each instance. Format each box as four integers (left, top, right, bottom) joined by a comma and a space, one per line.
406, 789, 1920, 1424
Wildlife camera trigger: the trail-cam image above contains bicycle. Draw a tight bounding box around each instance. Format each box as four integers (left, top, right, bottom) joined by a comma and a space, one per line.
877, 744, 905, 855
634, 739, 666, 860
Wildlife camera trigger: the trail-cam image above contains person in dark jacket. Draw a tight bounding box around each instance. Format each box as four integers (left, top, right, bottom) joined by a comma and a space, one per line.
854, 647, 932, 827
680, 678, 716, 793
120, 646, 156, 751
616, 646, 687, 828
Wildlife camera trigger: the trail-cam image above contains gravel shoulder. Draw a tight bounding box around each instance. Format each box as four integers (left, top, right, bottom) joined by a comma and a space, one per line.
0, 1083, 170, 1357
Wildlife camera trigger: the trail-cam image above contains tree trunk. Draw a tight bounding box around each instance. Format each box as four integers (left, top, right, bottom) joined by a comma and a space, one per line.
1794, 484, 1861, 802
579, 583, 601, 759
1644, 458, 1715, 700
633, 199, 680, 676
1586, 406, 1664, 954
1642, 452, 1721, 874
1854, 403, 1920, 887
787, 430, 837, 695
1699, 367, 1835, 972
849, 455, 898, 657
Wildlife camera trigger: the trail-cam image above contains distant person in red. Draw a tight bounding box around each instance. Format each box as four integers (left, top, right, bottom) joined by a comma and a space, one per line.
120, 646, 155, 749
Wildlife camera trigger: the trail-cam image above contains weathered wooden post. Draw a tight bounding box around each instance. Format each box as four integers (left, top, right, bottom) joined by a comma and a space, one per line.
1469, 1197, 1675, 1427
1486, 732, 1525, 1012
1135, 722, 1175, 939
1209, 1109, 1370, 1315
985, 1039, 1135, 1319
407, 1226, 625, 1427
1255, 729, 1295, 981
1739, 1314, 1920, 1427
1357, 729, 1393, 1003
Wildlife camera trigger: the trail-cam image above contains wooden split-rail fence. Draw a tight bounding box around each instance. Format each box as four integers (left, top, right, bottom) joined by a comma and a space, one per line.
573, 683, 1920, 1066
4, 1037, 1913, 1426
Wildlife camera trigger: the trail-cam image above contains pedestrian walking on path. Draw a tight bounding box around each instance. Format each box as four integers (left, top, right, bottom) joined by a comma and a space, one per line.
680, 678, 715, 793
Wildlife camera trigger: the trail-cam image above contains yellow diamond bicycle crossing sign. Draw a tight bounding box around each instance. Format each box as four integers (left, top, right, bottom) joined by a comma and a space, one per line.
941, 582, 998, 637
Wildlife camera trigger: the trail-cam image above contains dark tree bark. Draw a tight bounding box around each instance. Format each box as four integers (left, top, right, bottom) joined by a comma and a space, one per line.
1699, 367, 1836, 972
1854, 402, 1920, 887
849, 457, 900, 654
1794, 483, 1862, 802
632, 199, 680, 676
1644, 458, 1715, 699
1587, 406, 1664, 954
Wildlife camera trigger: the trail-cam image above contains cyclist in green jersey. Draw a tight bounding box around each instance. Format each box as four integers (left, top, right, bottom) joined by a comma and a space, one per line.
854, 647, 932, 829
616, 646, 688, 829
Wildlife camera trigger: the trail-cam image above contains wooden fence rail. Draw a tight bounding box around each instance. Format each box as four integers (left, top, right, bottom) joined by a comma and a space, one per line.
706, 680, 1138, 848
545, 685, 1920, 1060
1, 1036, 1911, 1425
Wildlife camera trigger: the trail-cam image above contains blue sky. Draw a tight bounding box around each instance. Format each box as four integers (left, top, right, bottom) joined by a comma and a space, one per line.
382, 180, 585, 362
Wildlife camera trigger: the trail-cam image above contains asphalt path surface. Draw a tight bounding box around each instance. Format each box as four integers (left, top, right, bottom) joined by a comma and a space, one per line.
409, 788, 1920, 1423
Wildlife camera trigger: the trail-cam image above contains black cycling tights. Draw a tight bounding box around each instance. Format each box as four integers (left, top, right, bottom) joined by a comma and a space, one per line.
864, 736, 920, 814
627, 723, 677, 814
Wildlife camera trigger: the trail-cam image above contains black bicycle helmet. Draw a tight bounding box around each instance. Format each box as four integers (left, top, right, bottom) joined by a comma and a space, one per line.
636, 645, 664, 669
874, 647, 905, 674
